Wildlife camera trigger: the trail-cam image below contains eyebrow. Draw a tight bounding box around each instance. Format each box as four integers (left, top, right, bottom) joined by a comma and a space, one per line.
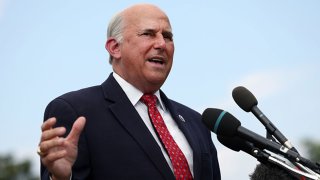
140, 28, 173, 37
162, 31, 173, 38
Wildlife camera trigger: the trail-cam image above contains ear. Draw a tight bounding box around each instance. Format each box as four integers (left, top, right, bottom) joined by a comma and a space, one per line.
105, 38, 121, 59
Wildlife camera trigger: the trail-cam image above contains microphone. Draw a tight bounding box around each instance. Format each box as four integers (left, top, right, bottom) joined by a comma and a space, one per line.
232, 86, 297, 153
217, 135, 253, 153
217, 135, 270, 164
201, 108, 320, 172
250, 163, 301, 180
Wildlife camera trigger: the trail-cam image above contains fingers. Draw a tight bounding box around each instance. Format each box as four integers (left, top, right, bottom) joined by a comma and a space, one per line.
39, 117, 66, 156
39, 116, 86, 160
42, 148, 67, 163
40, 117, 66, 141
39, 137, 64, 154
41, 127, 66, 142
39, 117, 66, 153
39, 116, 85, 179
41, 117, 56, 131
67, 117, 86, 145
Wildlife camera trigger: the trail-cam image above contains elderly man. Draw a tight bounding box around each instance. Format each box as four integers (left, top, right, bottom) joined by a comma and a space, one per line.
38, 4, 220, 180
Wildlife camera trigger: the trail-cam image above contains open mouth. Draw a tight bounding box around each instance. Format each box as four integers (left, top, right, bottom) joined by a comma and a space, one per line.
148, 58, 164, 65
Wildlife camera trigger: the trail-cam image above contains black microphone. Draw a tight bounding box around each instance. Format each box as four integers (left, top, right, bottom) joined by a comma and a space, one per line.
232, 86, 298, 153
217, 135, 253, 154
201, 108, 320, 172
250, 163, 301, 180
217, 135, 271, 164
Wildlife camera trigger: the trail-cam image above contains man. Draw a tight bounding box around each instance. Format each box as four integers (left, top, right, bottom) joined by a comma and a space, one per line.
38, 3, 220, 180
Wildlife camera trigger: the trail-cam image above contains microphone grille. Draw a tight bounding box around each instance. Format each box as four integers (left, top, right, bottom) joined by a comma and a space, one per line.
202, 108, 224, 131
232, 86, 258, 112
202, 108, 241, 137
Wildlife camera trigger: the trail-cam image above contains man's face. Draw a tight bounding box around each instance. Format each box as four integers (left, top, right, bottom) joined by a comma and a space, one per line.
113, 6, 174, 93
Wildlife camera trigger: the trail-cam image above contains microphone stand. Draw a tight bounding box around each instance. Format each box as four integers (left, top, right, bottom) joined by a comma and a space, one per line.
265, 129, 320, 178
252, 146, 320, 180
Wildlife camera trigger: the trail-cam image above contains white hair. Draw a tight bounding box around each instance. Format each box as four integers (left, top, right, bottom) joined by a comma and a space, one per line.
107, 12, 124, 64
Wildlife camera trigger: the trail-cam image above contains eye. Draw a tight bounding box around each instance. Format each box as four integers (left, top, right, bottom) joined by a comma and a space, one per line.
140, 30, 155, 37
163, 32, 173, 41
142, 32, 150, 36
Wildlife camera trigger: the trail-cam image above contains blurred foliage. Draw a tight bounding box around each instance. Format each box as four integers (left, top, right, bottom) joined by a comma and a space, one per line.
0, 154, 39, 180
302, 138, 320, 162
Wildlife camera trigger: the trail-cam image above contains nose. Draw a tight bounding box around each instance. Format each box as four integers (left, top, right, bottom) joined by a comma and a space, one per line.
154, 34, 166, 50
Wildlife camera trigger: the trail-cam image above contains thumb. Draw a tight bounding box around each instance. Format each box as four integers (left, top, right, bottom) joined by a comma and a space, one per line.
67, 116, 86, 145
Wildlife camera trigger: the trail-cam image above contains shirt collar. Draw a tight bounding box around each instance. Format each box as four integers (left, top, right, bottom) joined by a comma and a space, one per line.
112, 72, 166, 111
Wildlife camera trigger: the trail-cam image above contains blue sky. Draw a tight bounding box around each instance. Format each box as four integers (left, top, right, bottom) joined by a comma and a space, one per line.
1, 0, 319, 179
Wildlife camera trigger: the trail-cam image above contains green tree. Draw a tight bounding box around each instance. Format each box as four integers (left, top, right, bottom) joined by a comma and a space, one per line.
302, 138, 320, 162
0, 154, 39, 180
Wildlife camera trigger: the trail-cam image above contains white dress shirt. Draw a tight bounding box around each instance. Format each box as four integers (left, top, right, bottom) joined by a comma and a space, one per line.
113, 72, 194, 176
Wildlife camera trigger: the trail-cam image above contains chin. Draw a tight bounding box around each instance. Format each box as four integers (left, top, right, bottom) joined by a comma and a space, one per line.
143, 80, 165, 92
151, 77, 167, 85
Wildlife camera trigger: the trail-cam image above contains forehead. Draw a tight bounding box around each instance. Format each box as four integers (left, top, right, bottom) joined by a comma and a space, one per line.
122, 5, 172, 31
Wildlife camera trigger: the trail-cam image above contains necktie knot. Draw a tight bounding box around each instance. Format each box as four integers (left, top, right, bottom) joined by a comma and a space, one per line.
140, 94, 157, 107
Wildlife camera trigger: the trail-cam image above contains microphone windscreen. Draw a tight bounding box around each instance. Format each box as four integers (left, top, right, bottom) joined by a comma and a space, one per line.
250, 163, 300, 180
232, 86, 258, 112
201, 108, 240, 137
217, 135, 253, 154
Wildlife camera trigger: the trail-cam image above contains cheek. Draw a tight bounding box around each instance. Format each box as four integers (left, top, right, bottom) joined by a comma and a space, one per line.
129, 43, 150, 60
167, 43, 175, 56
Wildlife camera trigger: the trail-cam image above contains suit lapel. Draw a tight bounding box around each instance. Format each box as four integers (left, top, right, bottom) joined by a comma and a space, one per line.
101, 74, 175, 180
160, 91, 202, 180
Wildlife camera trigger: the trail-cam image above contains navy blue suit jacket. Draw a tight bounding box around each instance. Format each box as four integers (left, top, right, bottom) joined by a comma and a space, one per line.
41, 74, 220, 180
